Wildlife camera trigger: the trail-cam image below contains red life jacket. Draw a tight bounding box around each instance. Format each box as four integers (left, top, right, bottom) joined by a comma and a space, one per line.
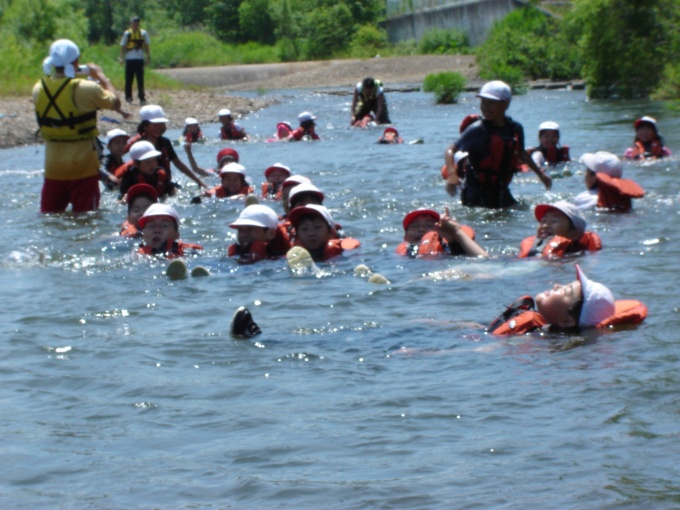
220, 123, 245, 140
469, 119, 521, 187
291, 126, 320, 141
396, 226, 476, 258
487, 296, 547, 335
526, 145, 571, 164
133, 168, 170, 198
629, 139, 665, 160
120, 220, 140, 238
261, 182, 283, 200
596, 173, 645, 212
138, 240, 203, 259
518, 233, 602, 259
227, 227, 292, 264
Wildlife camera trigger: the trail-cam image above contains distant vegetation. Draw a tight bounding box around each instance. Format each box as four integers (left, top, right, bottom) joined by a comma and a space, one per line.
1, 0, 678, 101
423, 72, 466, 104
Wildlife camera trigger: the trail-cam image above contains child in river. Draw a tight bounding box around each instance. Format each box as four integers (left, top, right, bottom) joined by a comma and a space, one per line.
203, 163, 253, 200
261, 163, 291, 201
286, 112, 320, 141
518, 201, 601, 258
181, 117, 203, 144
137, 203, 203, 259
396, 207, 488, 258
99, 128, 128, 190
623, 116, 671, 160
378, 127, 403, 144
218, 108, 248, 141
227, 204, 291, 264
288, 205, 359, 262
118, 141, 177, 200
574, 151, 644, 212
487, 264, 646, 335
120, 183, 158, 238
526, 121, 570, 167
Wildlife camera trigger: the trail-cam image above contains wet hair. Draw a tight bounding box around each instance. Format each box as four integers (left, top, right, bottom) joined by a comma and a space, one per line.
297, 213, 332, 231
137, 120, 150, 135
566, 299, 584, 328
362, 77, 375, 89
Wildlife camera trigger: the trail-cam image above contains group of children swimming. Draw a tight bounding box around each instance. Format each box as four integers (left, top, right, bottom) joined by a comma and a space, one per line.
96, 79, 666, 340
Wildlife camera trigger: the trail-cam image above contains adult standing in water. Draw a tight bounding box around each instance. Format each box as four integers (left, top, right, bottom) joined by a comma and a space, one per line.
34, 39, 130, 213
119, 16, 151, 106
443, 80, 552, 209
351, 77, 391, 126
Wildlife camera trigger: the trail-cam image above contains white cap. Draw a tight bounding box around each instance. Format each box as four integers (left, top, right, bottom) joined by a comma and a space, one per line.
105, 128, 129, 145
282, 175, 311, 189
265, 163, 292, 179
539, 121, 560, 132
138, 203, 180, 229
476, 80, 512, 102
42, 39, 80, 78
219, 162, 247, 176
140, 105, 169, 124
218, 108, 232, 117
575, 264, 615, 328
288, 204, 335, 230
229, 204, 279, 229
184, 117, 199, 126
581, 151, 623, 178
129, 141, 162, 161
454, 151, 469, 165
535, 201, 587, 238
298, 111, 317, 123
634, 116, 657, 130
288, 183, 325, 206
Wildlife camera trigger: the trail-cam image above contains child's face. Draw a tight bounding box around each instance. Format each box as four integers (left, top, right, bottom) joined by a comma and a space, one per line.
146, 122, 166, 139
185, 124, 199, 134
221, 173, 244, 194
479, 98, 508, 124
128, 196, 154, 227
236, 226, 272, 247
636, 124, 655, 143
108, 136, 127, 157
535, 280, 582, 328
219, 115, 232, 126
536, 209, 574, 239
383, 131, 397, 142
267, 169, 288, 185
538, 129, 559, 149
137, 158, 157, 175
584, 168, 597, 189
291, 192, 322, 209
142, 217, 178, 251
404, 216, 438, 244
297, 216, 331, 251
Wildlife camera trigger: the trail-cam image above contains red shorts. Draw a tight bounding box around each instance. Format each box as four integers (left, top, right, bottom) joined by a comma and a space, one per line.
40, 175, 101, 213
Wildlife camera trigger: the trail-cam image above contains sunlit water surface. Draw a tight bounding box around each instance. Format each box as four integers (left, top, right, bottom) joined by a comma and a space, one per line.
1, 86, 679, 509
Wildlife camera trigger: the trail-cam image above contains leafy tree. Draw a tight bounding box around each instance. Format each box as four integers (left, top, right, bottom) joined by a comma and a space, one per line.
305, 3, 353, 59
569, 0, 669, 98
239, 0, 275, 45
349, 25, 388, 58
205, 0, 244, 43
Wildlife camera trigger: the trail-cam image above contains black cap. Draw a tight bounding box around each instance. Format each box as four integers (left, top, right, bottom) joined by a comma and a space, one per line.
130, 16, 140, 22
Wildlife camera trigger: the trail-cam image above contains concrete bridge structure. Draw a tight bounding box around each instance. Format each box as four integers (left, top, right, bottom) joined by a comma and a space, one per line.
382, 0, 531, 46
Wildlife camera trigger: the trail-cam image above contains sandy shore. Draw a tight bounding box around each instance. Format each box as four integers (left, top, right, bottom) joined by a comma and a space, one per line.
0, 55, 480, 149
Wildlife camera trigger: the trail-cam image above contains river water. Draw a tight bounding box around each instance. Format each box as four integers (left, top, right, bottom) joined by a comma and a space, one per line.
1, 86, 679, 509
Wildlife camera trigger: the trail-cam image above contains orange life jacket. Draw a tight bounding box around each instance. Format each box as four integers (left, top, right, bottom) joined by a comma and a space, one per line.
629, 139, 665, 160
295, 238, 360, 262
518, 233, 602, 259
209, 184, 253, 198
596, 300, 648, 328
467, 119, 521, 187
526, 145, 570, 164
228, 227, 292, 264
487, 296, 548, 335
138, 240, 203, 259
131, 168, 170, 198
261, 182, 283, 200
596, 173, 645, 212
114, 159, 134, 179
396, 226, 476, 258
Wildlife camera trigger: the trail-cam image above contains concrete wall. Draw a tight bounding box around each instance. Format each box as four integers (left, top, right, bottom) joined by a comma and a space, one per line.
382, 0, 520, 47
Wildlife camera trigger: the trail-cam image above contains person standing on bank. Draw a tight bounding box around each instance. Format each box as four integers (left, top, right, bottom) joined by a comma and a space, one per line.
119, 16, 150, 106
34, 39, 130, 214
443, 80, 552, 209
